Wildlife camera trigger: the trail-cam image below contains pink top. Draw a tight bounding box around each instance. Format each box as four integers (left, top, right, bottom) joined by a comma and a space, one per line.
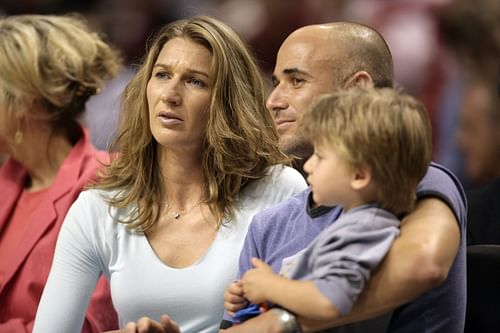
0, 128, 117, 333
0, 189, 48, 281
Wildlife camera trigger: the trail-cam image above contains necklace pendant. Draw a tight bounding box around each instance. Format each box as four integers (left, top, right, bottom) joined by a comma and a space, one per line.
172, 212, 180, 219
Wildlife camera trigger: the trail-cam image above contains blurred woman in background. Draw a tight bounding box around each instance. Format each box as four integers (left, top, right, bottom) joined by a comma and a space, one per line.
0, 14, 121, 332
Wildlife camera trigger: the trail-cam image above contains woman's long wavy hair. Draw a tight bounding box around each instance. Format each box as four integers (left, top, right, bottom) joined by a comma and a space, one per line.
95, 16, 289, 231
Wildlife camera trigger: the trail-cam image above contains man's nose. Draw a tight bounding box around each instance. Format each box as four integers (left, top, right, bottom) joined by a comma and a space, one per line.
266, 85, 288, 115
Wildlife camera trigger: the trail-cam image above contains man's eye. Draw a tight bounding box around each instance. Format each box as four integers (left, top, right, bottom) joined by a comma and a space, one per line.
291, 77, 305, 86
271, 77, 279, 88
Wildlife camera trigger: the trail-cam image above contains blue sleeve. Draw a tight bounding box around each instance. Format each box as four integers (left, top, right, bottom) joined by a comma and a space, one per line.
417, 162, 467, 233
238, 220, 262, 278
222, 217, 262, 323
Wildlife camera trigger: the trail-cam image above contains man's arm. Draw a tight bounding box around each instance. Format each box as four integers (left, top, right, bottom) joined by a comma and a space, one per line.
219, 310, 285, 333
221, 197, 460, 333
300, 197, 460, 331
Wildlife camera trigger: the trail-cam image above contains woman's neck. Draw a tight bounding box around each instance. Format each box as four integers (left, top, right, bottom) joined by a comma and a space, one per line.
158, 148, 206, 208
13, 131, 74, 192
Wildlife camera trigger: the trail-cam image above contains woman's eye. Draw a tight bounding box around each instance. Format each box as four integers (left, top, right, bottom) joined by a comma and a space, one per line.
154, 71, 169, 79
188, 78, 207, 88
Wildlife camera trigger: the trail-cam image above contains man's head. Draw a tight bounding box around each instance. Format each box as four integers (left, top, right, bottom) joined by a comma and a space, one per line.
267, 22, 394, 161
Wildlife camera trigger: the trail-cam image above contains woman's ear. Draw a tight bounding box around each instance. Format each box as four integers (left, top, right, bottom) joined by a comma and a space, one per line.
351, 167, 372, 191
343, 71, 374, 89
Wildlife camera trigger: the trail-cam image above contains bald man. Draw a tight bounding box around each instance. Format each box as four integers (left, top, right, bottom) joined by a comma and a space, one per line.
220, 23, 466, 333
271, 22, 393, 170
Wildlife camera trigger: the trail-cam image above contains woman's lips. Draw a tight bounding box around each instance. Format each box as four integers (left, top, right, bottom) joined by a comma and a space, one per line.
158, 112, 183, 126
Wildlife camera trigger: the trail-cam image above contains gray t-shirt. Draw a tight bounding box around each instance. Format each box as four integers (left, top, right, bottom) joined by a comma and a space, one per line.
281, 204, 399, 316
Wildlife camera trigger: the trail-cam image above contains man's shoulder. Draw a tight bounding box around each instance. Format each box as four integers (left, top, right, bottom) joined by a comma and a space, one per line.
421, 162, 465, 196
418, 161, 467, 226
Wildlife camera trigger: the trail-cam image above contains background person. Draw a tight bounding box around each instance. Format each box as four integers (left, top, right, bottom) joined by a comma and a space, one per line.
0, 14, 120, 332
439, 0, 500, 245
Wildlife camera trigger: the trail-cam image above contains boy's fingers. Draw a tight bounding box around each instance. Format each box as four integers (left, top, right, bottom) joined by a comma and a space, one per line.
251, 257, 264, 267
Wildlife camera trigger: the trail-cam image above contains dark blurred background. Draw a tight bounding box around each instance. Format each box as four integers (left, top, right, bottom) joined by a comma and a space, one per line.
1, 0, 499, 190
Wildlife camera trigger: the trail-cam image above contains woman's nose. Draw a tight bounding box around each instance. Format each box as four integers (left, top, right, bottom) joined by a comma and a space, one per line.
161, 81, 182, 106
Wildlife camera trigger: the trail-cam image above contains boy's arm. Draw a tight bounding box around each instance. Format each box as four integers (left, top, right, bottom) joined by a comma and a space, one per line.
224, 281, 248, 317
300, 197, 460, 331
242, 258, 341, 321
221, 218, 265, 326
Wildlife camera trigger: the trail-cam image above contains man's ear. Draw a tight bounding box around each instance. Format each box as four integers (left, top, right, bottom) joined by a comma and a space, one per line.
343, 71, 374, 89
351, 167, 372, 190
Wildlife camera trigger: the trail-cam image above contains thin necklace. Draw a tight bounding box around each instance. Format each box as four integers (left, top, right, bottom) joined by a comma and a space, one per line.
166, 199, 203, 220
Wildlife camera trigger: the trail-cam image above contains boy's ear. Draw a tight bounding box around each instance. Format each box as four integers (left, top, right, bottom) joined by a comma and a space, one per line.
351, 167, 372, 190
343, 71, 374, 89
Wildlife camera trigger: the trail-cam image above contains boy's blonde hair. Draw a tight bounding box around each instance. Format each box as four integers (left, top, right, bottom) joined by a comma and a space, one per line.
301, 88, 432, 215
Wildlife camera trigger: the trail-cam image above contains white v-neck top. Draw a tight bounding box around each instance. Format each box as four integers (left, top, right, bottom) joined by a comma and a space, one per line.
33, 165, 306, 333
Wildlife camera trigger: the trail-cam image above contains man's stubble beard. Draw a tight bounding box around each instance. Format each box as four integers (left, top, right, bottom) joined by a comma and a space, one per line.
279, 133, 313, 178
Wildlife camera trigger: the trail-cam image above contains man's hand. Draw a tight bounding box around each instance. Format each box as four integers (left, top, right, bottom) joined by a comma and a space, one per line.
224, 280, 249, 316
241, 258, 278, 304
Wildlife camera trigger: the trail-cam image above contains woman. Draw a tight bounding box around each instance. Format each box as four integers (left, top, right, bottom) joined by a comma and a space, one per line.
33, 16, 306, 333
0, 15, 121, 332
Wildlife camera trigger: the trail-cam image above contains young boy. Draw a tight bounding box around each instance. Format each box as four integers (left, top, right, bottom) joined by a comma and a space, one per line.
230, 88, 432, 323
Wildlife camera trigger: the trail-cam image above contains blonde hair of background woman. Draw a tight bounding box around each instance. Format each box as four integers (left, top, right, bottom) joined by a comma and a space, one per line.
0, 14, 121, 145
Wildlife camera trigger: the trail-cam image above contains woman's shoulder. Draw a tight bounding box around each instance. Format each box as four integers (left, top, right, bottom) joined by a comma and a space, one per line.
68, 188, 135, 234
73, 188, 128, 218
77, 188, 115, 205
240, 164, 307, 205
266, 164, 307, 187
245, 165, 306, 192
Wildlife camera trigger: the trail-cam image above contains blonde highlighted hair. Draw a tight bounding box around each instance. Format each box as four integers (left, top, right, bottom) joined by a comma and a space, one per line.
0, 14, 121, 139
96, 16, 289, 230
301, 88, 432, 215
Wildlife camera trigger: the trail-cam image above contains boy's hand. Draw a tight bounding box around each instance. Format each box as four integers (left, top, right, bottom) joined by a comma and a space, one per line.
241, 258, 278, 304
224, 280, 249, 316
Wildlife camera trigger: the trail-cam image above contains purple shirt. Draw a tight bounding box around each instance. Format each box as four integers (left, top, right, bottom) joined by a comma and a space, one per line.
231, 162, 467, 332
